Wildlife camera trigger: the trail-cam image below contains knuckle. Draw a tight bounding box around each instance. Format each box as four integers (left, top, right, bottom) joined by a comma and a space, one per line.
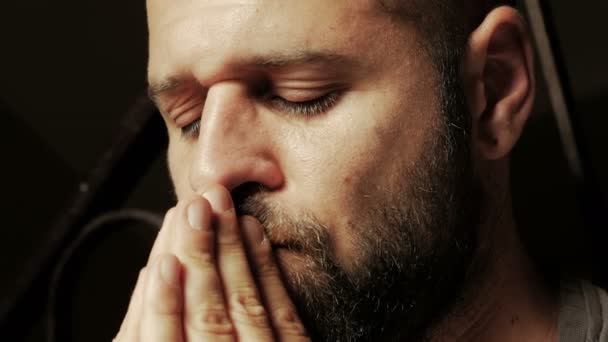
150, 290, 181, 315
220, 243, 248, 262
163, 207, 176, 224
136, 267, 148, 287
217, 216, 241, 241
183, 248, 215, 268
273, 307, 308, 337
139, 266, 147, 278
254, 246, 276, 275
188, 306, 235, 336
223, 235, 242, 248
217, 228, 242, 247
229, 290, 269, 328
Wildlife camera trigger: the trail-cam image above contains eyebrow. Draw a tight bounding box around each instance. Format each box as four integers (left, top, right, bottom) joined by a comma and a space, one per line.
148, 77, 188, 106
147, 51, 356, 104
245, 50, 354, 68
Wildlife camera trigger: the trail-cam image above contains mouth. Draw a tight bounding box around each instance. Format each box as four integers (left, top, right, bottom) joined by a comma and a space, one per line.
270, 241, 303, 253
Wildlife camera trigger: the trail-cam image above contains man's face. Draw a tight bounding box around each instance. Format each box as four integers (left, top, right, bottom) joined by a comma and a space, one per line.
148, 0, 480, 340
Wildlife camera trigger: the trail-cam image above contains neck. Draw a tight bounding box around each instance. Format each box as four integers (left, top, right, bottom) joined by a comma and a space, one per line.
430, 195, 558, 342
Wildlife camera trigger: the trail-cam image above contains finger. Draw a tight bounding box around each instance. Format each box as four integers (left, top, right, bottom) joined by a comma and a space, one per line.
139, 254, 184, 342
147, 207, 176, 265
115, 207, 176, 341
204, 186, 273, 341
172, 196, 235, 341
241, 216, 310, 341
114, 267, 147, 341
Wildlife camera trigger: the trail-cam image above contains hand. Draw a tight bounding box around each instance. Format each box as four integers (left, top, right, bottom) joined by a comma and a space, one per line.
113, 185, 310, 341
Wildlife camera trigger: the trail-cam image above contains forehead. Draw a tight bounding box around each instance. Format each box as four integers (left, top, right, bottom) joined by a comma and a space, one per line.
146, 0, 413, 84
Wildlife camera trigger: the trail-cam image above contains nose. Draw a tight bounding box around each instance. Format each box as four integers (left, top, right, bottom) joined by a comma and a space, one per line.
188, 81, 284, 193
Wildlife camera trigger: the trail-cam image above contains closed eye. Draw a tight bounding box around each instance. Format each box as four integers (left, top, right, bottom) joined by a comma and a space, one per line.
267, 91, 342, 116
180, 91, 343, 139
181, 119, 201, 138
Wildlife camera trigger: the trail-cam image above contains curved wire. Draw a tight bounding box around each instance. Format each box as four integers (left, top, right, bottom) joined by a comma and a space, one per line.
45, 209, 162, 342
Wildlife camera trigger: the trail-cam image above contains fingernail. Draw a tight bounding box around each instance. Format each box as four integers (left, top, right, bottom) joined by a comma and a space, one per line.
187, 200, 205, 230
203, 187, 232, 213
159, 256, 180, 287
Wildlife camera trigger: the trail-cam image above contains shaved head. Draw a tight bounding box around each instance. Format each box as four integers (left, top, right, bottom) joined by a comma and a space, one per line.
379, 0, 517, 62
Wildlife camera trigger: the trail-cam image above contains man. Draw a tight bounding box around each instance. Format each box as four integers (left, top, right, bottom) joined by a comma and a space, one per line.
114, 0, 608, 341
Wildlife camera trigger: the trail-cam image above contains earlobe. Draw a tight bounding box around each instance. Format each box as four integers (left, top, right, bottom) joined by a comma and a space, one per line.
464, 6, 536, 161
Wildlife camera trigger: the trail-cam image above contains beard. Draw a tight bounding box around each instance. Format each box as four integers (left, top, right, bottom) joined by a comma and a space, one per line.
234, 69, 481, 341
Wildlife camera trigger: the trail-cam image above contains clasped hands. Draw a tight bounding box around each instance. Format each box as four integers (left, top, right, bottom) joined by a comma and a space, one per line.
113, 185, 310, 341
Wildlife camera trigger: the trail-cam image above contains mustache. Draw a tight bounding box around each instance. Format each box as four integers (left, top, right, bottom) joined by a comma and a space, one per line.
233, 184, 329, 253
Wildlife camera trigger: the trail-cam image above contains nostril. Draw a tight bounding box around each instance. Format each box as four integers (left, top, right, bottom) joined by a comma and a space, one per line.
232, 182, 267, 216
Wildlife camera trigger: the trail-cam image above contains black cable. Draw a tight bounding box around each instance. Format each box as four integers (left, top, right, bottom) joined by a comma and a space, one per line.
45, 210, 162, 342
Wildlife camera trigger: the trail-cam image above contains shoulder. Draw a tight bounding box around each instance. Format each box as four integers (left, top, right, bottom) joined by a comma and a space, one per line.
559, 279, 608, 342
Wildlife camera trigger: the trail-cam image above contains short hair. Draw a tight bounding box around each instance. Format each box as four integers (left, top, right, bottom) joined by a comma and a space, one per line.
379, 0, 517, 137
378, 0, 517, 163
432, 1, 517, 52
380, 0, 517, 68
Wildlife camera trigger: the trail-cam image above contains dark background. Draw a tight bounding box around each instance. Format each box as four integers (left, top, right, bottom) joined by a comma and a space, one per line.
0, 1, 606, 341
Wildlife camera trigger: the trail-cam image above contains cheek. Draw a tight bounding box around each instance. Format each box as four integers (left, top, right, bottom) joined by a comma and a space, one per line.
272, 113, 390, 258
277, 88, 437, 264
298, 98, 427, 209
167, 140, 192, 200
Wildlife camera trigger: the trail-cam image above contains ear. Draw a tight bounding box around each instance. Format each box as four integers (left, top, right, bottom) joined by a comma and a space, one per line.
463, 6, 536, 160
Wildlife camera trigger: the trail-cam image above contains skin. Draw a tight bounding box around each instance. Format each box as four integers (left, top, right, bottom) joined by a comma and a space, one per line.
115, 1, 558, 341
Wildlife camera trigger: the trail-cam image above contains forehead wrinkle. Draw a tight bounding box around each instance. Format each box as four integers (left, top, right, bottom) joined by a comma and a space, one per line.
149, 1, 259, 87
242, 50, 356, 68
149, 0, 415, 87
